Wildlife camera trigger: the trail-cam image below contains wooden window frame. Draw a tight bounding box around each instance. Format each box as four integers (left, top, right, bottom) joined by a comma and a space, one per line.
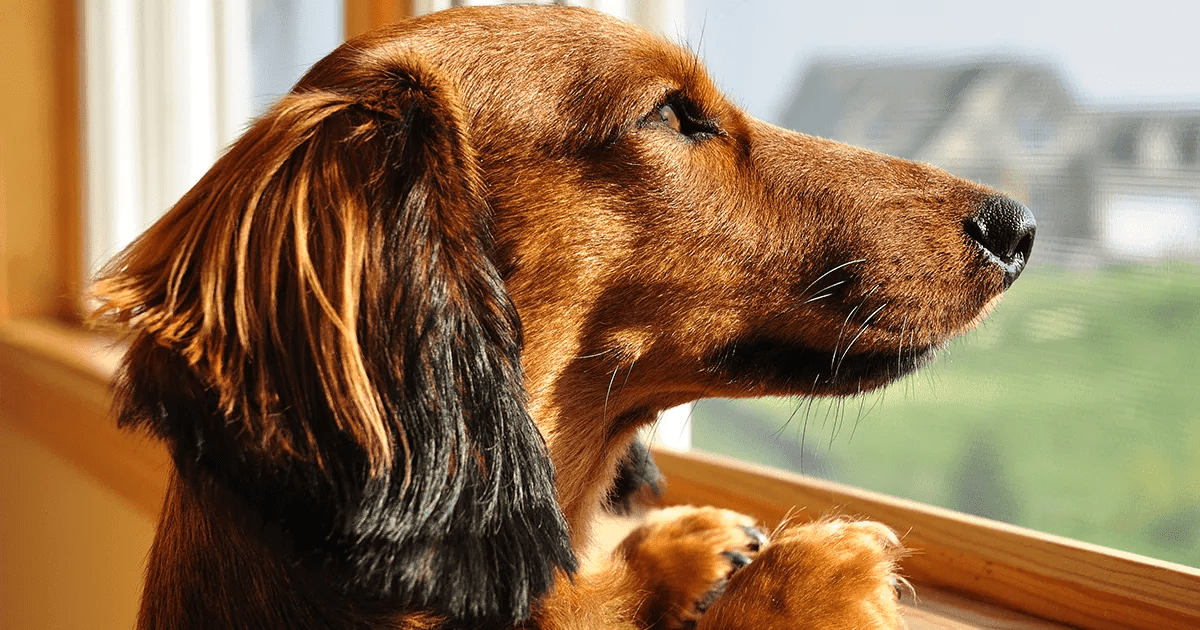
2, 2, 1198, 629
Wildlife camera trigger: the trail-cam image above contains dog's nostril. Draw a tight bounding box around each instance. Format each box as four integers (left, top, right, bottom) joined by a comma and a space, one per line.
966, 196, 1036, 261
965, 196, 1036, 288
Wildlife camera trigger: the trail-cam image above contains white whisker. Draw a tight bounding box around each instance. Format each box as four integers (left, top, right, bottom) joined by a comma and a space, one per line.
799, 258, 867, 298
836, 302, 889, 374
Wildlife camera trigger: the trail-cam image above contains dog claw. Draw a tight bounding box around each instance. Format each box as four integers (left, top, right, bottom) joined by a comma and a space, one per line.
741, 525, 768, 551
722, 550, 752, 572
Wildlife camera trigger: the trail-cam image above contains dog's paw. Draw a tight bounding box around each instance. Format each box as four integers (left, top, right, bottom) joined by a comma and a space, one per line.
698, 518, 907, 630
617, 505, 766, 629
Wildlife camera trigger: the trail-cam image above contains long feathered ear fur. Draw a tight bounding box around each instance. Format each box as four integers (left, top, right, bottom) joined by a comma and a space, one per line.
91, 48, 575, 622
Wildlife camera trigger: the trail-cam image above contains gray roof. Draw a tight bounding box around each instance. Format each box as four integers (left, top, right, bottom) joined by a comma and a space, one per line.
780, 58, 1074, 159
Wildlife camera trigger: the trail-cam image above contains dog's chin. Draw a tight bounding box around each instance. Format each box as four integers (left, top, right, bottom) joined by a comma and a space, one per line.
710, 337, 944, 398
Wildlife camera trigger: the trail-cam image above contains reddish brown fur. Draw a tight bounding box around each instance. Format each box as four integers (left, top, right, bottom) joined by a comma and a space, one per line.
92, 6, 1028, 629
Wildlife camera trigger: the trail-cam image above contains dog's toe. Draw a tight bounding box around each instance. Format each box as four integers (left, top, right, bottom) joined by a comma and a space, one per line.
617, 506, 765, 629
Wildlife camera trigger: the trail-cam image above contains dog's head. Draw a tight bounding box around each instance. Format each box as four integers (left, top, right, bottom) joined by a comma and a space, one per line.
91, 5, 1031, 623
345, 7, 1033, 450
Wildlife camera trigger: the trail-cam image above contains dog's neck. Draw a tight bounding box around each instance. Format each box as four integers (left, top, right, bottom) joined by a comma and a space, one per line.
515, 308, 691, 545
531, 392, 660, 547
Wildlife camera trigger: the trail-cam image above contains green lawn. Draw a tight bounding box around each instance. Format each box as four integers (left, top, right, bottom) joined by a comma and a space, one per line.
690, 262, 1200, 568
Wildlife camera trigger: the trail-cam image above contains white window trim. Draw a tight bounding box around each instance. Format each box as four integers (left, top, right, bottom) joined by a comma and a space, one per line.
84, 0, 252, 277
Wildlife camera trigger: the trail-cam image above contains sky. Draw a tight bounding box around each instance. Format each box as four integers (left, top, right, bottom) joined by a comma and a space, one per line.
683, 0, 1200, 123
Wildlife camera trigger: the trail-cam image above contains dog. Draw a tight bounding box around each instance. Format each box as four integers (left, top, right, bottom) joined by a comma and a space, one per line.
91, 6, 1034, 629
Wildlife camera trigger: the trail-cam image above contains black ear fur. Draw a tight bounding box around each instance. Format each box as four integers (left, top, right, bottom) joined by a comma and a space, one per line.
606, 438, 664, 515
97, 49, 575, 622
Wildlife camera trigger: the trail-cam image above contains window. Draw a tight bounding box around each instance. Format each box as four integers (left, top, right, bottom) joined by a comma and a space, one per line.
1112, 122, 1141, 163
81, 0, 349, 278
83, 0, 250, 277
82, 0, 345, 279
680, 0, 1200, 573
1181, 121, 1199, 165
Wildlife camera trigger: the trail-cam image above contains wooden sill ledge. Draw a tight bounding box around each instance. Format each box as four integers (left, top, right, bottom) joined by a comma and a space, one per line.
0, 318, 168, 514
653, 449, 1200, 629
2, 318, 1198, 629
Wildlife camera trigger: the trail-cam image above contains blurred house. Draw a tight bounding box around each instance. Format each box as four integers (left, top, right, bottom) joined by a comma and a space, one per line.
780, 59, 1200, 266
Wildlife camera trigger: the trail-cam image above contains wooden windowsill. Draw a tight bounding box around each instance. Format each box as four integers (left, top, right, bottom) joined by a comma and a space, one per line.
2, 317, 1198, 629
652, 449, 1200, 629
0, 318, 168, 516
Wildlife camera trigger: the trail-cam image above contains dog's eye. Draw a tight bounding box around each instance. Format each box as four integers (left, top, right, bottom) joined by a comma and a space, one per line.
646, 98, 719, 139
655, 103, 683, 133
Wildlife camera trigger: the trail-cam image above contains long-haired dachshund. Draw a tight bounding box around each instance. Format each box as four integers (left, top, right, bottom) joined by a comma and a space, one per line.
92, 6, 1034, 629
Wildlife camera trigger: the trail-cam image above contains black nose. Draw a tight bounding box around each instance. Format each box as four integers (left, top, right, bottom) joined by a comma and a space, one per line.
964, 196, 1036, 288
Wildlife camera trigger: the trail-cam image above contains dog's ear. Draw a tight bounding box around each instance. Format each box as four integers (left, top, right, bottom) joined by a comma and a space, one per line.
91, 49, 574, 621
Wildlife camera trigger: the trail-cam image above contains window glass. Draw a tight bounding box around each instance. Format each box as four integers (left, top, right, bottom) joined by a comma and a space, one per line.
250, 0, 344, 115
683, 0, 1200, 568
